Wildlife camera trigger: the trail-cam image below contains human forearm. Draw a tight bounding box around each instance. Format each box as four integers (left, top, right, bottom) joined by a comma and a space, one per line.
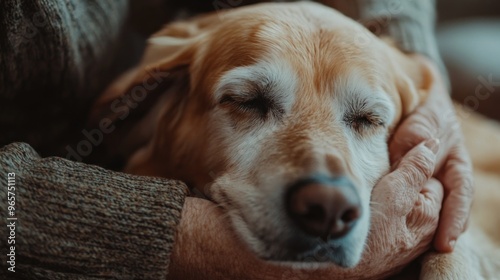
0, 142, 188, 279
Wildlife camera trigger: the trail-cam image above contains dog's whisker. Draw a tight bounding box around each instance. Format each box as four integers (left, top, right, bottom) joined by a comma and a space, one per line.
369, 207, 387, 220
369, 200, 384, 207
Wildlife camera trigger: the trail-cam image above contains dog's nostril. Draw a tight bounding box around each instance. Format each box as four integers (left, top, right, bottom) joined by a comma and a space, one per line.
286, 176, 361, 241
341, 207, 360, 224
328, 206, 361, 239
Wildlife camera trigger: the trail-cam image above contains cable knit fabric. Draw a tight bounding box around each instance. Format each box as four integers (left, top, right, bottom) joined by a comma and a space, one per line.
0, 142, 189, 279
355, 0, 450, 89
0, 0, 132, 156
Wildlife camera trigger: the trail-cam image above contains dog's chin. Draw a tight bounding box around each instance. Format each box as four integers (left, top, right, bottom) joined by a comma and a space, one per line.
299, 245, 362, 268
225, 204, 369, 268
260, 210, 370, 268
265, 236, 365, 268
251, 222, 368, 268
271, 254, 360, 269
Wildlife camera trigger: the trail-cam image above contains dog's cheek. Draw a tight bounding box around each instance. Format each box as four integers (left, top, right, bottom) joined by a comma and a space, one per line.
359, 137, 391, 187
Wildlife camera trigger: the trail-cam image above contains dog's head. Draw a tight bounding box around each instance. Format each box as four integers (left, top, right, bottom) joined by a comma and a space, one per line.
97, 2, 433, 267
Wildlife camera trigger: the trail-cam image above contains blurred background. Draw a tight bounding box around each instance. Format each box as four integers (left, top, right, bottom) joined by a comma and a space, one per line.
437, 0, 500, 121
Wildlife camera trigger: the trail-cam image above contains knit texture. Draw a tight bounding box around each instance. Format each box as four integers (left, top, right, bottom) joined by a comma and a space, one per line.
355, 0, 450, 89
0, 0, 133, 156
0, 142, 189, 279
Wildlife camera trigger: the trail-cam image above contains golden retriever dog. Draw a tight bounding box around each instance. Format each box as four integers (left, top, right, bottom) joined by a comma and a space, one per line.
91, 2, 500, 278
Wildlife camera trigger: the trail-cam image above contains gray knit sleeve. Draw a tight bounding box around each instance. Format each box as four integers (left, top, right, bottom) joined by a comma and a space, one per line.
355, 0, 450, 89
0, 142, 189, 279
0, 0, 132, 155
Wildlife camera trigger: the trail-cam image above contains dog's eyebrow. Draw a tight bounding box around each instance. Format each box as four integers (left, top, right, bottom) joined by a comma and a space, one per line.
344, 93, 394, 127
217, 76, 274, 102
214, 61, 298, 118
348, 93, 389, 112
247, 77, 276, 98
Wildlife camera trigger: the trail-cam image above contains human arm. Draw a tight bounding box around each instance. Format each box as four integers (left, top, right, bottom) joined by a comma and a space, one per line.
0, 131, 442, 280
355, 0, 473, 252
0, 142, 189, 279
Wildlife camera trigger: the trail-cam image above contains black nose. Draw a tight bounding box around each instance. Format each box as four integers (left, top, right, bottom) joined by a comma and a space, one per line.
286, 176, 361, 241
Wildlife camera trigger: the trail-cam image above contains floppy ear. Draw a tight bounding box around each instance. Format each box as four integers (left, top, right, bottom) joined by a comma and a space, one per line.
86, 15, 218, 168
394, 52, 435, 117
91, 35, 196, 119
89, 9, 229, 121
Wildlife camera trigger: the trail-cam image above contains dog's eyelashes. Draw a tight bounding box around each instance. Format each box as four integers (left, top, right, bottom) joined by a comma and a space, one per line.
219, 94, 279, 119
239, 95, 271, 115
343, 112, 385, 132
219, 94, 238, 105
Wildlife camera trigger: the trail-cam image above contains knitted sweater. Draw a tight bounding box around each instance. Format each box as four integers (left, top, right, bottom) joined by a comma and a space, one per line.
0, 0, 138, 157
0, 142, 188, 279
0, 0, 443, 279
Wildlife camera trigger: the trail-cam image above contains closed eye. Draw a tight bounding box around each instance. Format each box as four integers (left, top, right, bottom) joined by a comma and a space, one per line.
220, 94, 272, 117
219, 86, 284, 120
343, 112, 385, 132
341, 93, 391, 134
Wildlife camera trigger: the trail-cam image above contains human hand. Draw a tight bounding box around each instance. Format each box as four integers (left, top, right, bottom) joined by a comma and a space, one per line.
359, 140, 444, 279
389, 54, 474, 253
